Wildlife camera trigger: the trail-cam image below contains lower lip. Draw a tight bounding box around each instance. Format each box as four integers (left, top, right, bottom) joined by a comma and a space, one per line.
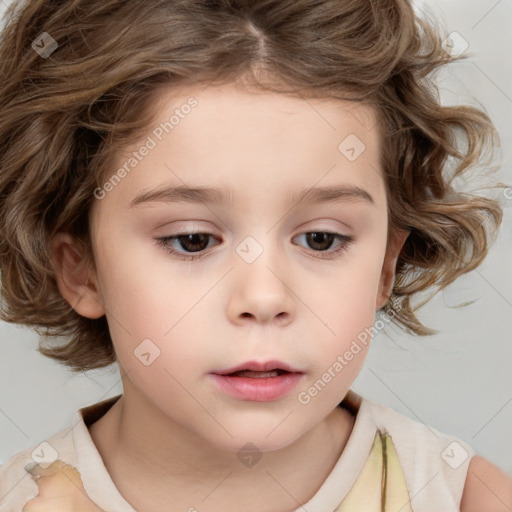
208, 372, 304, 402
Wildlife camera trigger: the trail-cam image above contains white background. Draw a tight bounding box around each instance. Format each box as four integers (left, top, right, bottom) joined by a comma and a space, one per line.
0, 0, 511, 476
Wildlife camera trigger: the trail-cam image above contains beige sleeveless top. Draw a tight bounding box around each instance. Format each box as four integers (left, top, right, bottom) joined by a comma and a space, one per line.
0, 390, 474, 511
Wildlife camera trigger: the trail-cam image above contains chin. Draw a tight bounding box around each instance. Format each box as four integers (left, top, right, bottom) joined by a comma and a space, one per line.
204, 420, 304, 455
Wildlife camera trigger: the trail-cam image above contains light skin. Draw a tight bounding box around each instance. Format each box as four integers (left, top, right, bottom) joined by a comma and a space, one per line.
51, 82, 511, 512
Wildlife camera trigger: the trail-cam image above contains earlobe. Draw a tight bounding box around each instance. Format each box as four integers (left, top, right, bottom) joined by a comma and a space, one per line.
50, 232, 105, 319
376, 228, 410, 311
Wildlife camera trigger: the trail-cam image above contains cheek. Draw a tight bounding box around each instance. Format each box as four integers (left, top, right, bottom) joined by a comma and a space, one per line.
314, 293, 374, 374
93, 229, 185, 330
93, 238, 214, 371
314, 246, 383, 320
307, 248, 384, 364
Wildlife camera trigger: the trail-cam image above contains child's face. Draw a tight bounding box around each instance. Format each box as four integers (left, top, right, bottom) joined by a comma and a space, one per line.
75, 83, 406, 451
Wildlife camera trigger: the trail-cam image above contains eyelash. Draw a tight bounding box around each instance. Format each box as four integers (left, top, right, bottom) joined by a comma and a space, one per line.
155, 231, 354, 261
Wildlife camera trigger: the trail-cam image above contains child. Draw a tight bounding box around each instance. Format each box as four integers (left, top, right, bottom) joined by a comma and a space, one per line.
0, 0, 510, 510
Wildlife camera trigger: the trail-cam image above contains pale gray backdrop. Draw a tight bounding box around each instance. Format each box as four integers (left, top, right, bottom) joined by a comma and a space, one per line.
0, 0, 511, 476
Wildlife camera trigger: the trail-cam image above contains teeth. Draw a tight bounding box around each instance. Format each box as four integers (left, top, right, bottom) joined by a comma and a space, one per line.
230, 369, 282, 378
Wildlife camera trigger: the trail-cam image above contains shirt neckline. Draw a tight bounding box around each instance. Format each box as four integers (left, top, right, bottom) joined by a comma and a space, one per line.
293, 390, 376, 511
73, 390, 376, 511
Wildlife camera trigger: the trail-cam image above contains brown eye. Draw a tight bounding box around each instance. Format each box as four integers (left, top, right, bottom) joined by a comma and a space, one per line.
305, 232, 336, 251
156, 232, 220, 260
174, 233, 210, 253
294, 231, 354, 259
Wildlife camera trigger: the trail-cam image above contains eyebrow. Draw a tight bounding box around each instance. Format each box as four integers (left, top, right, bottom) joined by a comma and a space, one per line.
129, 184, 375, 209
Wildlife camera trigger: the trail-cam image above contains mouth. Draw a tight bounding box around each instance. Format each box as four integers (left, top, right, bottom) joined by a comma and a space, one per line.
223, 369, 290, 378
209, 360, 304, 401
211, 360, 303, 377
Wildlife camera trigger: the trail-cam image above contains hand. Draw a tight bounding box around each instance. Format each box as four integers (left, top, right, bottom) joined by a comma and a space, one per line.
22, 460, 105, 512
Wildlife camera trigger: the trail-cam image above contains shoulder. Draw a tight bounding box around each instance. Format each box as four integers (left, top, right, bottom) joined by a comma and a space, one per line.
359, 396, 476, 510
460, 455, 512, 512
365, 397, 476, 457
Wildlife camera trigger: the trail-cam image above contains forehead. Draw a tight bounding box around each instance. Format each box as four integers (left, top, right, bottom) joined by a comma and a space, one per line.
95, 82, 384, 213
149, 82, 380, 150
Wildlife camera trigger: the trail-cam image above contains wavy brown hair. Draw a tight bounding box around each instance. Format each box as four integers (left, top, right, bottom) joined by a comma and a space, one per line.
0, 0, 507, 372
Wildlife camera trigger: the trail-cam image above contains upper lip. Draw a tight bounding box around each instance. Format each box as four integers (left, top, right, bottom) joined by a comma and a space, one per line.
212, 360, 303, 375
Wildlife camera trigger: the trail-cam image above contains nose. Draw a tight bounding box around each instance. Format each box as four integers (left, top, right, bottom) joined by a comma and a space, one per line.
226, 241, 295, 326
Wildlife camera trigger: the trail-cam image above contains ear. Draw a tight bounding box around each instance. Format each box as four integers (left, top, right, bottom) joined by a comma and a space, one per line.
50, 232, 105, 319
376, 228, 410, 311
